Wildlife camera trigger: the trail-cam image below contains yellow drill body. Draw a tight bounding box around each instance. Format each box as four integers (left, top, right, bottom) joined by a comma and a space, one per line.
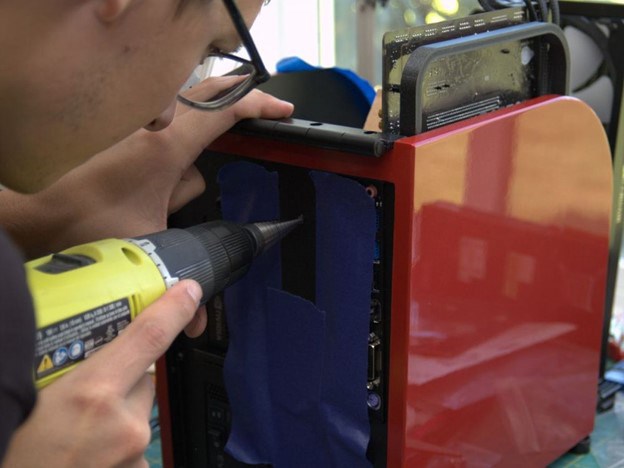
26, 239, 167, 388
24, 217, 302, 389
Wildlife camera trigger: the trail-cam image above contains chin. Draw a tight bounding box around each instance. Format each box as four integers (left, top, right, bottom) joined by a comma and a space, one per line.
2, 163, 67, 194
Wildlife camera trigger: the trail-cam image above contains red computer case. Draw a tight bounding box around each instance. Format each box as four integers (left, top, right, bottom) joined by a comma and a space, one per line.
158, 95, 611, 467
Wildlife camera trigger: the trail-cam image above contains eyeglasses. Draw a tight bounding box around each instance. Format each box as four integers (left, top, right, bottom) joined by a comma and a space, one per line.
177, 0, 270, 111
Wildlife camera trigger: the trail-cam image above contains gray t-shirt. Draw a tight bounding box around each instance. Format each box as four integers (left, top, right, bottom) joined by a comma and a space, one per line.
0, 228, 35, 461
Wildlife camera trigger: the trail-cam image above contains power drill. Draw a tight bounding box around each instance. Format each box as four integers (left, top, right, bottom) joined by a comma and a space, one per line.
25, 218, 302, 388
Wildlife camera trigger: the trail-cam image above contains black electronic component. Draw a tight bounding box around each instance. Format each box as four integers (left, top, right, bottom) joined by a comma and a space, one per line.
399, 21, 569, 135
382, 7, 526, 134
368, 333, 382, 386
233, 118, 398, 158
381, 8, 570, 136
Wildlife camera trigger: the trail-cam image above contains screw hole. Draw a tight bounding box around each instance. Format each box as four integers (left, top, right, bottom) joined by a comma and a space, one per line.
365, 185, 378, 198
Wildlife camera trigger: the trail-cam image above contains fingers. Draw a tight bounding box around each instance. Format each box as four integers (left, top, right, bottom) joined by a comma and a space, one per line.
126, 373, 156, 425
141, 79, 294, 183
181, 75, 249, 104
117, 374, 155, 467
184, 305, 207, 338
173, 75, 250, 119
230, 88, 295, 121
168, 88, 294, 159
84, 280, 202, 395
168, 164, 206, 214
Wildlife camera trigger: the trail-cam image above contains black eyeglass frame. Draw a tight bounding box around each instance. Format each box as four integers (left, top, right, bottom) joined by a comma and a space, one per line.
176, 0, 271, 111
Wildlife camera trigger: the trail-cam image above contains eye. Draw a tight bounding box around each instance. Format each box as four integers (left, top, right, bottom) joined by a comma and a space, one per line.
209, 38, 244, 57
210, 45, 225, 55
197, 47, 219, 67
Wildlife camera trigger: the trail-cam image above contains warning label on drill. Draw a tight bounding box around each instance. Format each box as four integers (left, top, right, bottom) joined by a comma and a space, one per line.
34, 299, 131, 380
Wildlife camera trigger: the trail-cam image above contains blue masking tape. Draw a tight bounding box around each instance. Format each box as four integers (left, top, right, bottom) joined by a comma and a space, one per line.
311, 171, 376, 467
265, 288, 330, 468
218, 163, 376, 467
217, 161, 281, 464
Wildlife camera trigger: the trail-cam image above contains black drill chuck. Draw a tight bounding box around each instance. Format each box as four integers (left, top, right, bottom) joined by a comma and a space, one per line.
131, 217, 302, 304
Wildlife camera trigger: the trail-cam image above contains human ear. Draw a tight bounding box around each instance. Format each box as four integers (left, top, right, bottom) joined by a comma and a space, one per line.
95, 0, 136, 23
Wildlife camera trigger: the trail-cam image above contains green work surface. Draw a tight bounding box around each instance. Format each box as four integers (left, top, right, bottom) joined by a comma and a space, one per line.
549, 410, 623, 468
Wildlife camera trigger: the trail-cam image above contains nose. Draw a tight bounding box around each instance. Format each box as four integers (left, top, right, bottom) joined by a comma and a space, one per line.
144, 98, 178, 132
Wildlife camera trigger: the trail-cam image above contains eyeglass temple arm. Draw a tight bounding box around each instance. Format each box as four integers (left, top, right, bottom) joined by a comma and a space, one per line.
223, 0, 270, 83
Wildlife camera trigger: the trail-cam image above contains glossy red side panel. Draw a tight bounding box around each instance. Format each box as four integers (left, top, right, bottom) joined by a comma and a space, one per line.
159, 96, 612, 467
399, 96, 611, 466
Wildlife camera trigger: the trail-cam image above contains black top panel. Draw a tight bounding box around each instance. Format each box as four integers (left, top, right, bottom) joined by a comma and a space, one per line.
232, 118, 400, 158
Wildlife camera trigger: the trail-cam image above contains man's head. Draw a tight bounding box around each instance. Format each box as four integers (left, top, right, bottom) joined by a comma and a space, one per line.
0, 0, 266, 193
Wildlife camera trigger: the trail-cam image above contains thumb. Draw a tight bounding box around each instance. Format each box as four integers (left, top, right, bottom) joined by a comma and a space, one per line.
84, 280, 202, 395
